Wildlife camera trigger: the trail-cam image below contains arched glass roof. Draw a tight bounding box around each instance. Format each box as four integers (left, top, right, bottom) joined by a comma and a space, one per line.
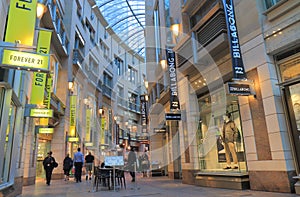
96, 0, 145, 57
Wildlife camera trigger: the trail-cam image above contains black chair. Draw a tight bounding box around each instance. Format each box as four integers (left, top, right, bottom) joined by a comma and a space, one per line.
94, 167, 112, 191
115, 169, 126, 189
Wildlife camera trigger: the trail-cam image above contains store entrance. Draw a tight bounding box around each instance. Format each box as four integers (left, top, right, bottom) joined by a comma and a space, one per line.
284, 82, 300, 173
36, 140, 51, 178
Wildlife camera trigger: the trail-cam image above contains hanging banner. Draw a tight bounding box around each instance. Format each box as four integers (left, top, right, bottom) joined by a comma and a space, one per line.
38, 30, 52, 125
85, 108, 92, 142
30, 72, 47, 105
140, 94, 148, 122
37, 30, 52, 55
166, 49, 180, 111
40, 75, 53, 125
5, 0, 37, 46
222, 0, 246, 80
100, 118, 106, 145
69, 95, 77, 137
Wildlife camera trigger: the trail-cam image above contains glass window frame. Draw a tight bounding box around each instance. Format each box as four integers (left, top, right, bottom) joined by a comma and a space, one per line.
196, 90, 246, 173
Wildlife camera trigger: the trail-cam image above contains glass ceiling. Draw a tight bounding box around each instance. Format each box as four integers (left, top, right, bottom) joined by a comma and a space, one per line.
96, 0, 145, 57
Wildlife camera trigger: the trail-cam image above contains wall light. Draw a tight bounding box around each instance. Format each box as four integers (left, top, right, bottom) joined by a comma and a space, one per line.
98, 108, 103, 115
68, 81, 74, 91
171, 23, 180, 37
37, 2, 47, 19
160, 59, 167, 70
144, 81, 148, 89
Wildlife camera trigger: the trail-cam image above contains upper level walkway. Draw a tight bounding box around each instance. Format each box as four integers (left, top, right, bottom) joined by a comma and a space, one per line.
19, 173, 297, 197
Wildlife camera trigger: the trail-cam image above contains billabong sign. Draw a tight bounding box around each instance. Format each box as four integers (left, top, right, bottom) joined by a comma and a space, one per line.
154, 128, 167, 133
165, 113, 181, 120
222, 0, 246, 80
166, 49, 180, 111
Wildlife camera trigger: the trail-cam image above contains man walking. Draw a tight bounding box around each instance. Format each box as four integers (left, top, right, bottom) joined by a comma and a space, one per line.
85, 152, 94, 180
73, 148, 84, 182
43, 151, 57, 186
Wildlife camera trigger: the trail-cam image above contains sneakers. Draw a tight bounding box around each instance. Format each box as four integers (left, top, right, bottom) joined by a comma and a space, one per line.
223, 166, 231, 169
233, 166, 239, 169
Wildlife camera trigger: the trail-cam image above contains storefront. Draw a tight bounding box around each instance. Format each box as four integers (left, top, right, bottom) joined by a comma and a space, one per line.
277, 53, 300, 173
197, 91, 246, 173
0, 82, 23, 193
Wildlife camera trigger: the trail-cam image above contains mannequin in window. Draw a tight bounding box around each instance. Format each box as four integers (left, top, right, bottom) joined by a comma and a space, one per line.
222, 112, 239, 169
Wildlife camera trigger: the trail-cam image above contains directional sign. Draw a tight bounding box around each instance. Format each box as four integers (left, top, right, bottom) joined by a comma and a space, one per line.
30, 109, 53, 118
165, 113, 181, 120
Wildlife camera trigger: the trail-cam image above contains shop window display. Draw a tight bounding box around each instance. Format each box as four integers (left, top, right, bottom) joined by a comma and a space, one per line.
197, 91, 246, 172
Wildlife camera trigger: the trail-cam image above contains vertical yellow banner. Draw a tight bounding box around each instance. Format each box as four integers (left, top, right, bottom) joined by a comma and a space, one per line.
34, 30, 52, 124
69, 95, 77, 136
5, 0, 37, 45
30, 30, 52, 105
30, 72, 46, 105
86, 109, 92, 142
100, 118, 106, 145
40, 75, 53, 125
37, 30, 52, 55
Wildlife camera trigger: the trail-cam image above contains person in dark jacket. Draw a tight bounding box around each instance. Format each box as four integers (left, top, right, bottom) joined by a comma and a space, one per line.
43, 151, 57, 186
127, 147, 137, 182
63, 153, 73, 181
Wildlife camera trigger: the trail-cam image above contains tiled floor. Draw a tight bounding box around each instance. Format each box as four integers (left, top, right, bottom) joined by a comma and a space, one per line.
19, 173, 298, 197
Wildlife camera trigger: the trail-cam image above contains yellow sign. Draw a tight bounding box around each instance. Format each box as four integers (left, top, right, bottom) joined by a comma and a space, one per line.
30, 72, 46, 105
5, 0, 37, 46
37, 30, 52, 55
100, 118, 106, 145
39, 128, 54, 134
30, 109, 53, 117
86, 109, 92, 142
40, 74, 53, 125
2, 49, 49, 71
69, 95, 77, 136
37, 30, 52, 125
85, 142, 93, 147
68, 137, 79, 142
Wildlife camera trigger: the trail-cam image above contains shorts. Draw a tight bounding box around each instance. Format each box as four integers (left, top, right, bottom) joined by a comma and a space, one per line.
85, 163, 93, 172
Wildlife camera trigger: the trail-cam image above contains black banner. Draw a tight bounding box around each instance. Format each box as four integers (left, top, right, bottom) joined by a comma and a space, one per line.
140, 95, 148, 132
166, 49, 180, 111
222, 0, 246, 80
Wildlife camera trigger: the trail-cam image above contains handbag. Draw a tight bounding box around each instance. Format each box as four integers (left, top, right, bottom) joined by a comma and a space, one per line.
217, 136, 224, 151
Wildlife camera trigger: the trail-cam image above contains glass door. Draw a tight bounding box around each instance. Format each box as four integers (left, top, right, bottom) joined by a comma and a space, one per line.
284, 83, 300, 173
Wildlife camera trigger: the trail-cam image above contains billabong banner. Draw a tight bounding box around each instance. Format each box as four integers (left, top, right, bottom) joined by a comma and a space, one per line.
5, 0, 37, 46
222, 0, 246, 80
166, 49, 180, 111
140, 95, 148, 124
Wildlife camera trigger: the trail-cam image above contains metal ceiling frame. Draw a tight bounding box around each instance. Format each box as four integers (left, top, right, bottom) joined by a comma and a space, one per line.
96, 0, 145, 57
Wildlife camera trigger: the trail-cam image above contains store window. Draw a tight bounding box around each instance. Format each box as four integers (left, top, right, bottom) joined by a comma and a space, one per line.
0, 100, 17, 184
279, 56, 300, 130
264, 0, 283, 9
197, 90, 246, 172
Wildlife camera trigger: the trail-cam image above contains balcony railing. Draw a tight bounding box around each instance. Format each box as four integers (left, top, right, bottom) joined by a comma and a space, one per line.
73, 49, 84, 67
102, 84, 112, 98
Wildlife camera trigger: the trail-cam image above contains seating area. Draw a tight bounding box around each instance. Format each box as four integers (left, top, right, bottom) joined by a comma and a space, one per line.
93, 166, 126, 191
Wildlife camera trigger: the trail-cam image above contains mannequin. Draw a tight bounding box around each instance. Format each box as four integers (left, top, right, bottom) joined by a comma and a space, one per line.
222, 112, 238, 169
